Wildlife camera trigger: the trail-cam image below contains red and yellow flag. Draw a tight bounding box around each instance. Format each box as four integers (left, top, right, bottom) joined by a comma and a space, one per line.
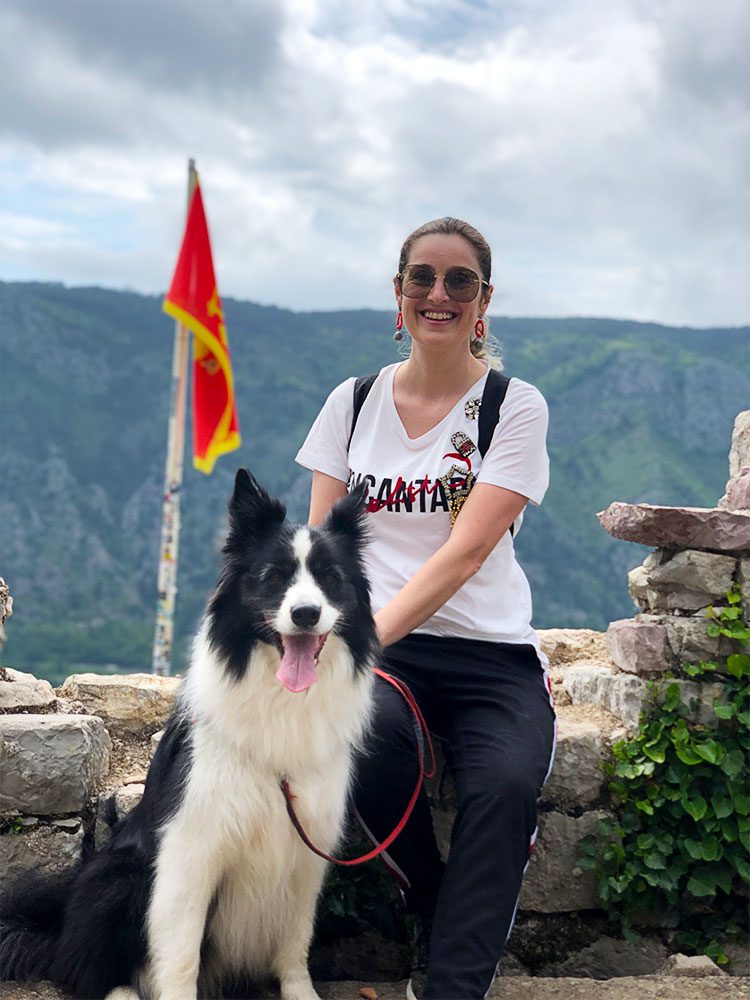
163, 180, 241, 474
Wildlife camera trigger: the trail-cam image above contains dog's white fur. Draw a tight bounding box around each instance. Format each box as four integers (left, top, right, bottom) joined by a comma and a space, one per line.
138, 528, 374, 1000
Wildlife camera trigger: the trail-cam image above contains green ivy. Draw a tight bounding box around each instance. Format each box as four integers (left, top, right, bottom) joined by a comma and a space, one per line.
579, 584, 750, 966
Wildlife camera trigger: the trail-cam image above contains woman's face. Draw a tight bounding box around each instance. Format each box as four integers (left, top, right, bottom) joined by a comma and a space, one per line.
394, 233, 493, 353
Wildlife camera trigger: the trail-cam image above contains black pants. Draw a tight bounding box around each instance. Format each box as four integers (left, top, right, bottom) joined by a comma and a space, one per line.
353, 634, 557, 1000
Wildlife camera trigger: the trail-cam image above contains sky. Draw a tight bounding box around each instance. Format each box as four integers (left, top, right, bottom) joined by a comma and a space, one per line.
1, 0, 749, 326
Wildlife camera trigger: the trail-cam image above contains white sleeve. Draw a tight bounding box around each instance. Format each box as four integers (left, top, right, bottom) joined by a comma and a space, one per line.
295, 377, 356, 484
476, 379, 550, 506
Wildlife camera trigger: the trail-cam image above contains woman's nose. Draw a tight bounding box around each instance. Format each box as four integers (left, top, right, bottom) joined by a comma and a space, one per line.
428, 276, 450, 301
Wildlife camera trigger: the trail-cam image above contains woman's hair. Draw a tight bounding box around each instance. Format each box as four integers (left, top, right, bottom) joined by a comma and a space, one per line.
397, 217, 503, 370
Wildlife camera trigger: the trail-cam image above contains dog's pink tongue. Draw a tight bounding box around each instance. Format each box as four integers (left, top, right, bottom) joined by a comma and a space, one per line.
276, 634, 320, 692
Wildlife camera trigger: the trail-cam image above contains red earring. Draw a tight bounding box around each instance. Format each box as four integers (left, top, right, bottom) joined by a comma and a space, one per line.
394, 310, 404, 341
474, 317, 485, 340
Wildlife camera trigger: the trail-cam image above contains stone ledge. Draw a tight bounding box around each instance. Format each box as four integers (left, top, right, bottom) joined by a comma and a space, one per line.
597, 502, 750, 553
58, 672, 181, 733
0, 819, 84, 889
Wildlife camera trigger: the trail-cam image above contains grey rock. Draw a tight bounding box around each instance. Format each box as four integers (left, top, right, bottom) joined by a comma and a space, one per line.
719, 468, 750, 510
0, 714, 111, 814
0, 667, 56, 711
519, 811, 611, 912
0, 820, 83, 889
660, 953, 727, 977
541, 718, 607, 807
728, 411, 750, 478
597, 502, 750, 553
540, 935, 668, 979
628, 549, 737, 612
663, 613, 737, 668
739, 558, 750, 633
58, 673, 181, 733
606, 619, 673, 674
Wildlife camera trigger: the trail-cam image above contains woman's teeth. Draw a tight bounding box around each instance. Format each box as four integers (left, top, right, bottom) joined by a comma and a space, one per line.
422, 311, 455, 320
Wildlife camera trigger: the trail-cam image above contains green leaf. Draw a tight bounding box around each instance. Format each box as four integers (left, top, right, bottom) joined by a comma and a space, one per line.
736, 857, 750, 883
683, 796, 708, 821
727, 588, 742, 605
713, 702, 735, 720
694, 740, 722, 765
699, 837, 722, 862
636, 799, 654, 815
722, 749, 746, 779
675, 744, 703, 766
711, 795, 734, 820
636, 833, 655, 851
687, 873, 716, 897
643, 740, 667, 763
734, 792, 750, 816
726, 654, 750, 679
683, 837, 704, 860
663, 683, 681, 712
643, 852, 667, 870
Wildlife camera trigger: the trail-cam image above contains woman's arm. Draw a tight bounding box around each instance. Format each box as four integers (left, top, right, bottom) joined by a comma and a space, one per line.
373, 482, 527, 647
308, 469, 348, 525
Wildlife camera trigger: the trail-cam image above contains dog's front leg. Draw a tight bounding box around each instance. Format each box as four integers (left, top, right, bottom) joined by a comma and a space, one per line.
146, 820, 224, 1000
274, 856, 327, 1000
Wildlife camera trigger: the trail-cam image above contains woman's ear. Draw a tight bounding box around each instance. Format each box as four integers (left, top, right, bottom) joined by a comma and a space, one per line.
393, 274, 402, 307
481, 283, 494, 312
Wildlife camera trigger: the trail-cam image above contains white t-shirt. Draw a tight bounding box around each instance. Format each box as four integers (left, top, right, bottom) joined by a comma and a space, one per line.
295, 362, 549, 651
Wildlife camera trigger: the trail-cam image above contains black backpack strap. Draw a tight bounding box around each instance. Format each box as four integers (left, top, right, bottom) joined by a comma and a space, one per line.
348, 373, 378, 451
477, 369, 511, 457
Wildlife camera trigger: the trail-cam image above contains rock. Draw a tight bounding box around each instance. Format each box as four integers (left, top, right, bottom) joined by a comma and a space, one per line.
628, 550, 738, 612
738, 558, 750, 634
519, 811, 611, 912
540, 935, 668, 979
506, 911, 609, 973
538, 629, 611, 666
662, 613, 737, 668
562, 665, 726, 728
0, 577, 12, 627
95, 782, 145, 845
606, 619, 673, 675
0, 667, 56, 711
151, 728, 165, 753
0, 819, 84, 888
723, 940, 750, 976
58, 673, 181, 733
497, 952, 532, 977
660, 953, 727, 977
0, 714, 111, 814
728, 411, 750, 478
597, 503, 750, 553
720, 468, 750, 510
563, 666, 649, 728
541, 716, 607, 808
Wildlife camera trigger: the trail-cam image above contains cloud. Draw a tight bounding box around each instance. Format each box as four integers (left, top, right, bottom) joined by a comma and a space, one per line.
0, 0, 748, 324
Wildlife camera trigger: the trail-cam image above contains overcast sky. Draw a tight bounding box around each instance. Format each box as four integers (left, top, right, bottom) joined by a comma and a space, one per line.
1, 0, 748, 325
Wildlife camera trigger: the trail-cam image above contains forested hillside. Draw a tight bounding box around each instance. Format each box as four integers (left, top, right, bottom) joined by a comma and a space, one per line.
1, 282, 748, 682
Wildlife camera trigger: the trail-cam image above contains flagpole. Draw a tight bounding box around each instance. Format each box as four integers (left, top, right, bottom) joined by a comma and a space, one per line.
151, 158, 198, 677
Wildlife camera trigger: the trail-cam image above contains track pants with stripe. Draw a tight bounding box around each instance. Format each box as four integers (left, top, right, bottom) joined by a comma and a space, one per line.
353, 633, 557, 1000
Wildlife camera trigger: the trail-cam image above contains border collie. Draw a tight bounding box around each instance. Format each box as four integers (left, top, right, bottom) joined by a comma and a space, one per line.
0, 470, 379, 1000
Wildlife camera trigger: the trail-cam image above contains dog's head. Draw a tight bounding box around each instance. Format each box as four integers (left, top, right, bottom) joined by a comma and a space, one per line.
207, 469, 377, 688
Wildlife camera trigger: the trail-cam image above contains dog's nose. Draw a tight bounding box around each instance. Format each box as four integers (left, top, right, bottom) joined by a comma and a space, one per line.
291, 604, 321, 628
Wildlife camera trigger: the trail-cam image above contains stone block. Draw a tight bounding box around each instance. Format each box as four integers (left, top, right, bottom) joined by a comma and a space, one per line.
562, 665, 726, 728
58, 673, 181, 733
597, 502, 750, 552
537, 629, 611, 666
0, 667, 56, 711
660, 953, 727, 977
540, 935, 668, 978
0, 819, 84, 889
628, 550, 737, 613
728, 411, 750, 478
541, 717, 607, 808
663, 614, 737, 667
739, 558, 750, 631
606, 619, 673, 674
562, 666, 649, 728
519, 811, 610, 912
0, 714, 111, 814
719, 468, 750, 510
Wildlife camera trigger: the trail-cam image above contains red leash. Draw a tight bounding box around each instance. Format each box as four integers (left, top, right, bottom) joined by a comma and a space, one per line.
279, 668, 436, 866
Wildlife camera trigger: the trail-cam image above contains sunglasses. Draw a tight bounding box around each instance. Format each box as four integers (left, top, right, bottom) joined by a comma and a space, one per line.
398, 264, 489, 303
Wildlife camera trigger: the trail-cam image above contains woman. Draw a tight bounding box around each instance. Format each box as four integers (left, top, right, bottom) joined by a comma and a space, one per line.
296, 218, 556, 999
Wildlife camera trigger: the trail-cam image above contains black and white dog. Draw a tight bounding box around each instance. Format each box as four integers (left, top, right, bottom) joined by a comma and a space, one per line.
0, 470, 379, 1000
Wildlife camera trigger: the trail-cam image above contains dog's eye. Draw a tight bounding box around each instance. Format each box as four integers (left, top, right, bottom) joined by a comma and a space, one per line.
262, 567, 286, 586
323, 568, 344, 587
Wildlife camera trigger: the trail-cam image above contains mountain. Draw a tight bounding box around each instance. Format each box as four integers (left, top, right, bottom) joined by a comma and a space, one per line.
1, 282, 748, 683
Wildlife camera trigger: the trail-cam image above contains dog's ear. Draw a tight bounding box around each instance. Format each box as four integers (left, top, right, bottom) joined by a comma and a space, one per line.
225, 468, 286, 552
323, 483, 369, 550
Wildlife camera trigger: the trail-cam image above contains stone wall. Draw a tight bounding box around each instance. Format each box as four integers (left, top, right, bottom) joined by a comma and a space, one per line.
0, 411, 747, 982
